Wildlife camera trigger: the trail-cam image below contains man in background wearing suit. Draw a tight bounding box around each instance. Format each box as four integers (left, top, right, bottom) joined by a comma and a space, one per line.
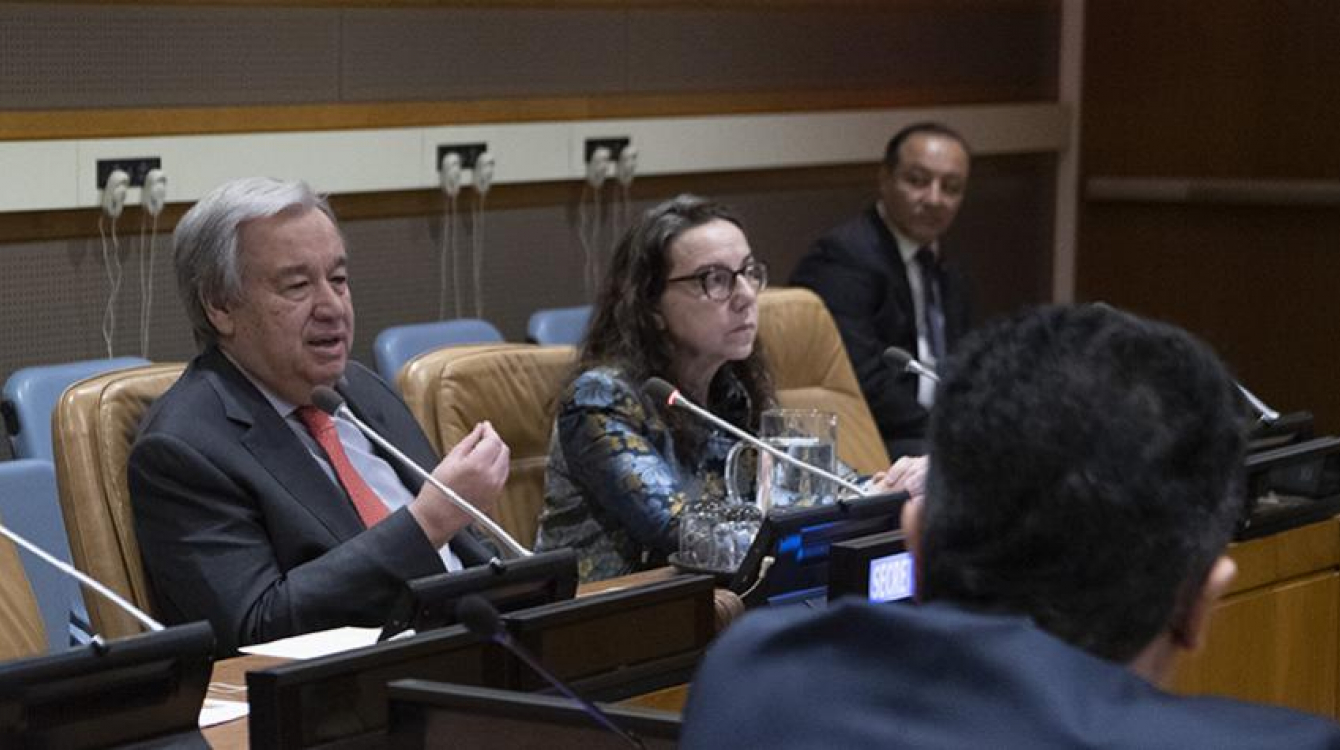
129, 177, 509, 653
791, 122, 972, 459
683, 304, 1340, 748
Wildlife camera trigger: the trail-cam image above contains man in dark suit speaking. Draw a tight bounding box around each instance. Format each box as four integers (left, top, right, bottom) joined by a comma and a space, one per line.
792, 122, 972, 459
129, 177, 509, 653
683, 304, 1340, 748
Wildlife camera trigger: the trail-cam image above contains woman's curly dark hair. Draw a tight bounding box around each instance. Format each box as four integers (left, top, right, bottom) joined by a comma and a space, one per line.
573, 194, 775, 460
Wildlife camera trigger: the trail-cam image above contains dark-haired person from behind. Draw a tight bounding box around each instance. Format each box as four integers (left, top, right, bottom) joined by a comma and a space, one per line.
534, 195, 922, 583
683, 304, 1340, 748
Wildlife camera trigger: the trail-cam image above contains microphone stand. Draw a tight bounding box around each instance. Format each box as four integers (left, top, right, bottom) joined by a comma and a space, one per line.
654, 385, 867, 499
883, 346, 940, 383
329, 403, 533, 559
1236, 383, 1280, 424
0, 523, 164, 632
458, 596, 644, 749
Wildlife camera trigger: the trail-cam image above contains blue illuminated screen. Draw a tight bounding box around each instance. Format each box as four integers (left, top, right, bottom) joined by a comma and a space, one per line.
869, 551, 915, 603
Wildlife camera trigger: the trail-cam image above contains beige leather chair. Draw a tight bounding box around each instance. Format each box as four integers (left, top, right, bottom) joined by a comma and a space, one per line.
758, 287, 890, 475
0, 515, 46, 660
51, 363, 184, 640
398, 342, 529, 455
402, 345, 576, 548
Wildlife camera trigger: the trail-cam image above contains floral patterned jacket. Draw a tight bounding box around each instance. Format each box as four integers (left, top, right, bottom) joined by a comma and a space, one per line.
534, 367, 749, 582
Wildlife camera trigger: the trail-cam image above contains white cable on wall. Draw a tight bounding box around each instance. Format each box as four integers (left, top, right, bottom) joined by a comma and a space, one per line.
578, 147, 611, 301
471, 152, 495, 319
616, 145, 637, 235
98, 169, 130, 358
98, 216, 122, 359
138, 169, 166, 359
437, 192, 462, 320
439, 153, 463, 319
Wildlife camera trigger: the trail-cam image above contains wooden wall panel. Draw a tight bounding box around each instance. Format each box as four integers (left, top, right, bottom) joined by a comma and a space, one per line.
1083, 0, 1340, 180
1081, 203, 1340, 429
1078, 0, 1340, 431
0, 1, 1058, 139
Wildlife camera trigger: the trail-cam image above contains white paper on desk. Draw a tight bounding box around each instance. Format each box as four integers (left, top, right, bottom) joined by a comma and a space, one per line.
199, 698, 249, 728
238, 626, 381, 659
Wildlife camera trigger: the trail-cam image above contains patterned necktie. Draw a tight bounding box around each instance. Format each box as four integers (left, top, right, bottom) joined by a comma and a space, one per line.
294, 406, 390, 528
915, 247, 947, 362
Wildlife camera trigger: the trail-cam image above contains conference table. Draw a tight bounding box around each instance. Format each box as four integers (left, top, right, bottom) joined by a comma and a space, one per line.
201, 567, 698, 749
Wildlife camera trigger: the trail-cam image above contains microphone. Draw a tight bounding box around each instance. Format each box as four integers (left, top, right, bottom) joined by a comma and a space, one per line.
1235, 382, 1280, 425
309, 385, 532, 559
642, 377, 866, 501
456, 595, 645, 749
882, 346, 940, 383
0, 522, 164, 633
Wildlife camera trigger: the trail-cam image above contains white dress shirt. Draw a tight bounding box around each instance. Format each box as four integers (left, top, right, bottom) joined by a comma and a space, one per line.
878, 201, 940, 408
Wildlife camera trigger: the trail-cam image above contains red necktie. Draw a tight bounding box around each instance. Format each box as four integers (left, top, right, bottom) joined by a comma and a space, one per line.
295, 406, 390, 528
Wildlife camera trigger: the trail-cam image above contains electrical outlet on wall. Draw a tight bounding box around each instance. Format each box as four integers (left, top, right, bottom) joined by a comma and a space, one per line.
584, 138, 631, 189
96, 157, 161, 188
436, 143, 489, 172
584, 137, 630, 164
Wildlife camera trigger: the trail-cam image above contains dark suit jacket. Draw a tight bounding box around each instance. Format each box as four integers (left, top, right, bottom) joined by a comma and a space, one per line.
128, 347, 490, 654
682, 600, 1340, 749
791, 205, 970, 456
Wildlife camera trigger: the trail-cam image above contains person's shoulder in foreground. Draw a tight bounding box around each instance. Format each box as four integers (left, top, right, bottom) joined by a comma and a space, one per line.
681, 599, 1340, 749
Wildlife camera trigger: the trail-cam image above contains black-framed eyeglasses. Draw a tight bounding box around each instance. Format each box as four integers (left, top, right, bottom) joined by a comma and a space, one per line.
666, 260, 768, 301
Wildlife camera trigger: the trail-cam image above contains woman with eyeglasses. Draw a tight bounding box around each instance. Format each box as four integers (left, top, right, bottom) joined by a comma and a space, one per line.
535, 194, 923, 582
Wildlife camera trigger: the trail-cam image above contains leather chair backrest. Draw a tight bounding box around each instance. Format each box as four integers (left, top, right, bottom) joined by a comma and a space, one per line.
399, 343, 530, 455
0, 509, 46, 660
51, 363, 184, 640
418, 346, 576, 548
758, 287, 890, 475
374, 318, 505, 389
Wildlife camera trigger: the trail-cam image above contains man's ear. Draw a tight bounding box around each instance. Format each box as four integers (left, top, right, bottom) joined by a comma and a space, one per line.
901, 495, 925, 598
1171, 555, 1236, 652
203, 294, 235, 339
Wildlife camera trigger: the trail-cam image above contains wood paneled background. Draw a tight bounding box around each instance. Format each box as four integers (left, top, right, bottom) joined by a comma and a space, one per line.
1079, 0, 1340, 431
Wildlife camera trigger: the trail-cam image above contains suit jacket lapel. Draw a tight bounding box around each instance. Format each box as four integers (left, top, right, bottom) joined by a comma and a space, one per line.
201, 349, 365, 543
865, 206, 915, 320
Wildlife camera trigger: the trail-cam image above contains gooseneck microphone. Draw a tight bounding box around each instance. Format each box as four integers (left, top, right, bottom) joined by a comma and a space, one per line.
309, 385, 532, 559
1236, 383, 1280, 425
456, 595, 645, 749
0, 522, 163, 633
642, 377, 866, 498
882, 346, 940, 383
